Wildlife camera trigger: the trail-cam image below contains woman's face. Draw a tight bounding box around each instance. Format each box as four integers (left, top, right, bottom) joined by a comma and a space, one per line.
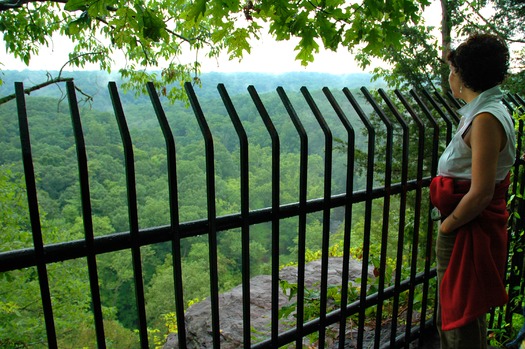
448, 65, 462, 98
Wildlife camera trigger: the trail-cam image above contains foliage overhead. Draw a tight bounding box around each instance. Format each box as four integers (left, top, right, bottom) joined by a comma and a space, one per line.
353, 0, 525, 94
0, 0, 429, 100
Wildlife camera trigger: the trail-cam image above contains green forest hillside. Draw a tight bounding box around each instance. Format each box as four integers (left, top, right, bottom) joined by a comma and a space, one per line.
0, 70, 410, 348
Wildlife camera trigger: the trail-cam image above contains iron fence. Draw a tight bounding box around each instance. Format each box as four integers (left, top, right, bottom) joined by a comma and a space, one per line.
1, 80, 524, 349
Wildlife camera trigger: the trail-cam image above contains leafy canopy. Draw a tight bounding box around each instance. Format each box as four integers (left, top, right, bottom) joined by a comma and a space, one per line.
360, 0, 525, 94
0, 0, 430, 100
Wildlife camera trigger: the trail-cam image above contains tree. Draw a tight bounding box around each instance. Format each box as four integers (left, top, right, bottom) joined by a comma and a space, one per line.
358, 0, 525, 94
455, 0, 525, 95
0, 0, 430, 102
359, 23, 442, 91
0, 165, 137, 347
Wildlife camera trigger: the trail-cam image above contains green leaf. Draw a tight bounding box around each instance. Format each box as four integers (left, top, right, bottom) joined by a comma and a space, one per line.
67, 11, 90, 36
295, 31, 320, 65
186, 0, 208, 22
142, 9, 166, 42
64, 0, 88, 12
278, 303, 297, 319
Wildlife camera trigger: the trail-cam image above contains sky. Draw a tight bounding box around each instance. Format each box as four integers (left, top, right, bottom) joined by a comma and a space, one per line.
0, 1, 441, 74
0, 32, 374, 74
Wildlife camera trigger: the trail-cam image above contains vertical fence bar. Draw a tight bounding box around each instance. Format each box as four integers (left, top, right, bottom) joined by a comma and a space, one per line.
146, 82, 187, 348
66, 81, 106, 348
444, 91, 463, 110
277, 87, 306, 346
343, 87, 375, 348
505, 95, 525, 327
361, 87, 394, 349
513, 94, 524, 248
510, 93, 525, 110
421, 89, 456, 143
248, 85, 284, 348
413, 90, 448, 175
301, 87, 333, 348
217, 83, 252, 348
395, 89, 429, 346
15, 82, 58, 348
496, 95, 518, 330
410, 89, 442, 326
431, 91, 461, 124
502, 98, 515, 112
509, 93, 524, 106
409, 92, 440, 170
184, 82, 221, 348
108, 82, 149, 348
378, 89, 412, 347
322, 87, 356, 349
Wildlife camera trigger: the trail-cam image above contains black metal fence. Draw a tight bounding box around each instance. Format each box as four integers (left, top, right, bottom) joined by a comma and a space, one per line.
1, 80, 524, 349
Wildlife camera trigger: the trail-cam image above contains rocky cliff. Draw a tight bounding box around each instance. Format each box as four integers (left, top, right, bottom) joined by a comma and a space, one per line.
164, 257, 373, 348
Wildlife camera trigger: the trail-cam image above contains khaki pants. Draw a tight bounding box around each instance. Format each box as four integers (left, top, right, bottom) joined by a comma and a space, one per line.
436, 230, 488, 349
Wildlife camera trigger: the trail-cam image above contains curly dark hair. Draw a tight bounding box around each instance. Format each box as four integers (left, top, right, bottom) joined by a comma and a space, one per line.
447, 33, 509, 92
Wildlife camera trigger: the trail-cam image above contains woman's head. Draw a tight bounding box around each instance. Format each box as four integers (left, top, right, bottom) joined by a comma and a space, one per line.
447, 33, 509, 92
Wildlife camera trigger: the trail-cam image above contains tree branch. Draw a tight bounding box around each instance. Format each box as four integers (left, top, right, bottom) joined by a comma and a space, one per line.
0, 76, 73, 105
464, 0, 525, 44
0, 0, 66, 11
57, 51, 105, 78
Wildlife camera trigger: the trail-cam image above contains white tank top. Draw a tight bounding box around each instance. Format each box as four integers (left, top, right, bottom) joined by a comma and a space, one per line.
437, 86, 516, 182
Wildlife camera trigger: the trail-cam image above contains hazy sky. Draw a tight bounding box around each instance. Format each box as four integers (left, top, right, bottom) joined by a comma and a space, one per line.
0, 1, 440, 74
0, 33, 372, 74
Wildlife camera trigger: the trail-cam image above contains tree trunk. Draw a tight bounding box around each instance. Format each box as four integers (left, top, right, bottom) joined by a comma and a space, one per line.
440, 0, 452, 92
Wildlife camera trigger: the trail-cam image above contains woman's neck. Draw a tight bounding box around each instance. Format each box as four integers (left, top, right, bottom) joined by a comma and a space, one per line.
461, 88, 480, 103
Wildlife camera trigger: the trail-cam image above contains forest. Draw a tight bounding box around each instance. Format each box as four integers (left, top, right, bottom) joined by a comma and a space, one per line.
2, 0, 524, 344
0, 70, 436, 347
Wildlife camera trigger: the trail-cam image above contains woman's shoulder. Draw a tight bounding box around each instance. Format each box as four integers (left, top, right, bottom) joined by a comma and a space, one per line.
473, 93, 513, 127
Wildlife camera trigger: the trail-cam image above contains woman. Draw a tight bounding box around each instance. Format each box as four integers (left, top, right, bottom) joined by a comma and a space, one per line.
430, 33, 516, 348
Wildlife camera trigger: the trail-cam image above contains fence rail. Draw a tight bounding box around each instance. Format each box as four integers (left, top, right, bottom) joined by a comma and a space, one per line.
1, 80, 524, 349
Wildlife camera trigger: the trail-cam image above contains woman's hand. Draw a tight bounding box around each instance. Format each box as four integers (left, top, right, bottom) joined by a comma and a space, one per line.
439, 215, 458, 234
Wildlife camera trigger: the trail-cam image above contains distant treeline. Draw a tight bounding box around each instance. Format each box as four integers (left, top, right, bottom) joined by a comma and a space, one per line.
0, 70, 384, 108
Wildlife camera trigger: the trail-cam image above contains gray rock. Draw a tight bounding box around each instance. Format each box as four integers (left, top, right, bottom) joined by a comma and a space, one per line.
164, 257, 373, 349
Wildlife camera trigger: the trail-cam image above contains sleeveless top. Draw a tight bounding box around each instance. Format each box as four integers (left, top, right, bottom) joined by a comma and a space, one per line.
437, 86, 516, 181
